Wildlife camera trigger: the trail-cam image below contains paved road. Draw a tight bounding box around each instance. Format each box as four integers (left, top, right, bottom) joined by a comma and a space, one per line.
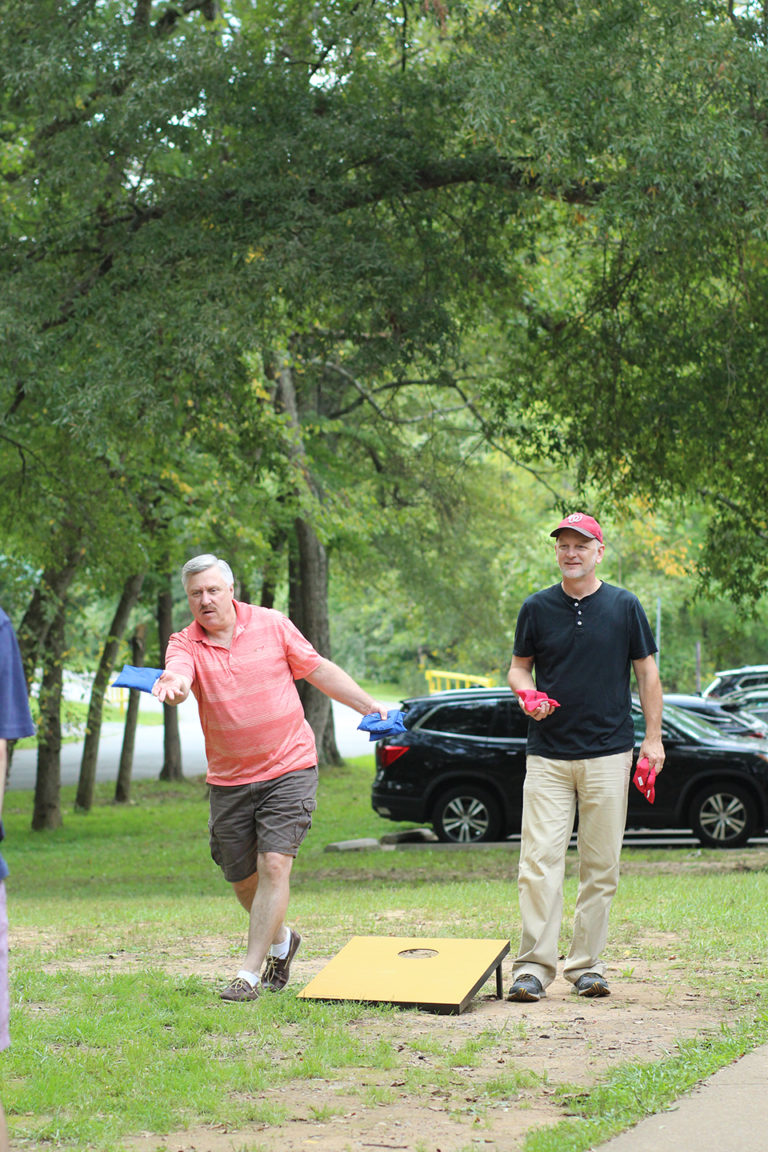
8, 695, 385, 791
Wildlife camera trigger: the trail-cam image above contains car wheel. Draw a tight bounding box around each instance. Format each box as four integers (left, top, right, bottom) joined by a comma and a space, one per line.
432, 785, 503, 844
689, 782, 756, 849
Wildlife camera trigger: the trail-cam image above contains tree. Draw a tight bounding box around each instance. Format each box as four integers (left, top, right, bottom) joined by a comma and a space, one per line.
10, 0, 768, 813
1, 0, 537, 773
459, 1, 768, 598
75, 572, 145, 811
32, 609, 66, 830
115, 623, 147, 804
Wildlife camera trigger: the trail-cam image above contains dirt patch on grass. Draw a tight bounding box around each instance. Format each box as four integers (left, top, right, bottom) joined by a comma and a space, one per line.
18, 846, 768, 1151
115, 952, 724, 1152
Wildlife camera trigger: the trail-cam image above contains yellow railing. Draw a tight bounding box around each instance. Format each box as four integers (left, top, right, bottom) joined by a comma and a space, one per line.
424, 669, 495, 694
104, 685, 129, 711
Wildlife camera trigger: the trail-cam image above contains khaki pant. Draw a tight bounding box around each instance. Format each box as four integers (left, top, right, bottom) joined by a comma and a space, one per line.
513, 750, 632, 988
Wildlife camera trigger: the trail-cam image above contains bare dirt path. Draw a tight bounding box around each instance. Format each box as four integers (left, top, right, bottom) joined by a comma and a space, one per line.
115, 951, 722, 1152
21, 847, 764, 1152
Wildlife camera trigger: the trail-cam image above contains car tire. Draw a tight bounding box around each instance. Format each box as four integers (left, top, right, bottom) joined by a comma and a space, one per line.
689, 782, 756, 848
432, 785, 503, 844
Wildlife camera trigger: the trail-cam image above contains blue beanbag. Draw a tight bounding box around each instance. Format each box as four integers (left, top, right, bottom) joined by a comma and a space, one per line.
357, 710, 407, 741
112, 665, 163, 693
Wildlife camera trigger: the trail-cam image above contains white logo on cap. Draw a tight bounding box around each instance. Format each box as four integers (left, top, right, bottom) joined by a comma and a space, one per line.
567, 514, 583, 523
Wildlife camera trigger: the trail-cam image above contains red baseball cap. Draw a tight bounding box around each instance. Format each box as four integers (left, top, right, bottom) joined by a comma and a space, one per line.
550, 512, 603, 544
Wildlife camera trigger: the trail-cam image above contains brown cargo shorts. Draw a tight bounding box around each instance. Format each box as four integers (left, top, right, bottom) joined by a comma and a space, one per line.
208, 766, 318, 883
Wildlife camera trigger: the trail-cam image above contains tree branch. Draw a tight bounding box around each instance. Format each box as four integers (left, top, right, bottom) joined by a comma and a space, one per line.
315, 153, 604, 214
315, 360, 468, 424
699, 488, 768, 543
449, 378, 565, 501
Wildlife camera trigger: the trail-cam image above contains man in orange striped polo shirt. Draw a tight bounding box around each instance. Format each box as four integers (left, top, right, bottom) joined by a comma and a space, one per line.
154, 554, 387, 1003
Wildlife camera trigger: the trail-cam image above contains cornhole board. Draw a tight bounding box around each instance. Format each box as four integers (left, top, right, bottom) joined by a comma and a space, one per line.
298, 936, 510, 1015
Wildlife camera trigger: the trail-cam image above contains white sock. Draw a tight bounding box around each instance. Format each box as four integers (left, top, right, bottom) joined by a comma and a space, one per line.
236, 969, 260, 988
269, 929, 290, 960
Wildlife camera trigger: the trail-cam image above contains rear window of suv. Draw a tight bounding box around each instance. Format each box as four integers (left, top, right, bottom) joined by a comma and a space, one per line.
419, 701, 498, 736
416, 697, 528, 739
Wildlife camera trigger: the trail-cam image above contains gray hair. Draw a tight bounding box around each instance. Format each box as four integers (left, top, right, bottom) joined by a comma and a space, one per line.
181, 554, 234, 590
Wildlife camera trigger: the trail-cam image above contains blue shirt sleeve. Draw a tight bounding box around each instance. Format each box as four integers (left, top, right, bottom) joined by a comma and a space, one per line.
0, 609, 35, 740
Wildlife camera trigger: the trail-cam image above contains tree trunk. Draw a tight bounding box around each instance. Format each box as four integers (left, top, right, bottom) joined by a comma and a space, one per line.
260, 528, 286, 609
75, 572, 146, 811
157, 578, 183, 781
274, 354, 342, 767
289, 517, 342, 767
16, 547, 82, 687
7, 554, 81, 778
32, 608, 65, 830
115, 623, 146, 804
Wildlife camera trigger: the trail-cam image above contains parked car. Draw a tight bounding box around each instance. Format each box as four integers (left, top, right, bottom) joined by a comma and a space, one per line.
716, 687, 768, 725
703, 665, 768, 698
372, 688, 768, 848
663, 693, 768, 740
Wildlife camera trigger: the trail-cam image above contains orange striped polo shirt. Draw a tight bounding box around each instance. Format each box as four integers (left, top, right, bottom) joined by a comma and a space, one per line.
165, 601, 322, 786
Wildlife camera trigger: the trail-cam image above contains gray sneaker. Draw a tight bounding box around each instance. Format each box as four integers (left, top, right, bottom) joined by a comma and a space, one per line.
220, 976, 261, 1003
261, 929, 302, 991
507, 973, 545, 1002
574, 972, 610, 997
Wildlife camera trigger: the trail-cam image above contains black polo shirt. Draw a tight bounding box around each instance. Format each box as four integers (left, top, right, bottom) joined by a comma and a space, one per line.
512, 582, 657, 759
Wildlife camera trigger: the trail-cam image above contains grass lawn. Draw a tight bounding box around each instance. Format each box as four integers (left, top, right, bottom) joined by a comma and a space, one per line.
4, 757, 768, 1151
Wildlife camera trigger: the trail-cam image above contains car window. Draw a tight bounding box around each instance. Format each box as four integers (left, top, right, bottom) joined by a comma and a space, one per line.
708, 671, 768, 696
419, 701, 501, 737
634, 702, 725, 742
494, 697, 529, 738
735, 708, 768, 728
694, 711, 728, 727
663, 705, 729, 741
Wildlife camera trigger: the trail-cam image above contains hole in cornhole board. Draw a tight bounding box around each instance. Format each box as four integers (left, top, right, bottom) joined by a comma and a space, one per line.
298, 936, 510, 1015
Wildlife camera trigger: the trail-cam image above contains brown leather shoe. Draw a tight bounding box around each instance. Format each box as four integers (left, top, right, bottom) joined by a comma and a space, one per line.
261, 929, 302, 991
220, 976, 260, 1002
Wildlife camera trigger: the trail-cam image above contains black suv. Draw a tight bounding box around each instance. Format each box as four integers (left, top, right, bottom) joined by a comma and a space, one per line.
372, 688, 768, 848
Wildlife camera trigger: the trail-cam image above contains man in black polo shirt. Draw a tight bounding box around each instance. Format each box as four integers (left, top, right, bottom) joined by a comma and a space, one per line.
507, 513, 664, 1001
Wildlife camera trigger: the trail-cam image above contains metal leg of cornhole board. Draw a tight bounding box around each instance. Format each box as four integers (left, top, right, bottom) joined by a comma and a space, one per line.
298, 936, 511, 1015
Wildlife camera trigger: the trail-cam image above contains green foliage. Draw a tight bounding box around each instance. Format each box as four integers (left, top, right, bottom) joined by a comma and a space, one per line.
330, 453, 564, 686
460, 0, 768, 599
329, 476, 768, 693
0, 0, 533, 670
4, 0, 768, 736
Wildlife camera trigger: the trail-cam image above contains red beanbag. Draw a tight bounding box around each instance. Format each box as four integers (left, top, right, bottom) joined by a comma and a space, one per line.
633, 756, 656, 804
516, 689, 561, 714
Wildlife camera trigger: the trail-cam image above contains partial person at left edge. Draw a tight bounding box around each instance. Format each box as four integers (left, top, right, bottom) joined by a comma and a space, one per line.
0, 605, 36, 1152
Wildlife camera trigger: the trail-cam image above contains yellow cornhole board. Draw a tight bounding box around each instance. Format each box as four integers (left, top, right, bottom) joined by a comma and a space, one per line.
298, 936, 510, 1015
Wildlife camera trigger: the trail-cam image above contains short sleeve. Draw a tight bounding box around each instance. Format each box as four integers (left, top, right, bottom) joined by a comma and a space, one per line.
629, 598, 657, 661
279, 615, 323, 680
0, 614, 35, 740
164, 630, 197, 683
512, 600, 535, 658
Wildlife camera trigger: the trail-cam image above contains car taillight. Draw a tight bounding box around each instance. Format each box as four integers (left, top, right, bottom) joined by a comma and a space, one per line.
377, 744, 408, 768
